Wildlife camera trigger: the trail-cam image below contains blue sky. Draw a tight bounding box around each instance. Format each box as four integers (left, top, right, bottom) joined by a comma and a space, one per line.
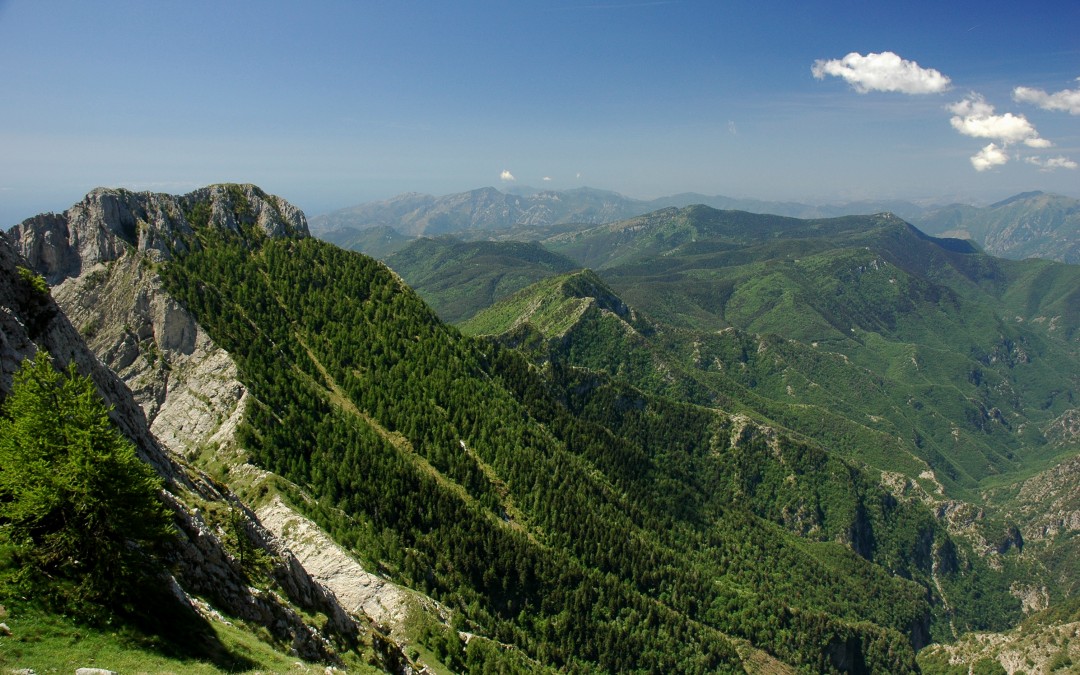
1, 0, 1078, 225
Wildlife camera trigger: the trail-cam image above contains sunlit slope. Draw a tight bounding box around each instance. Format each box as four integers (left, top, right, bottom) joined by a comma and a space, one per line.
468, 208, 1079, 496
385, 237, 580, 323
159, 231, 962, 672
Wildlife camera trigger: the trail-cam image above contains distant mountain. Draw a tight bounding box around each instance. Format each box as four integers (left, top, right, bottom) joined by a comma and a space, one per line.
310, 186, 651, 237
385, 237, 580, 323
310, 186, 933, 240
647, 193, 931, 222
467, 206, 1080, 496
318, 224, 413, 258
315, 187, 1080, 265
914, 191, 1080, 263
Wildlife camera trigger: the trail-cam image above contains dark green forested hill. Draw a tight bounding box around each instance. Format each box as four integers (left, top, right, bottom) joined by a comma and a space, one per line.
463, 208, 1080, 496
456, 206, 1080, 652
152, 224, 997, 672
913, 191, 1080, 264
384, 237, 581, 323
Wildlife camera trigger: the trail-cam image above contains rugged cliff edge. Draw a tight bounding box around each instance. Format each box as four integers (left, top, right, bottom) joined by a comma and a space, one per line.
3, 186, 424, 670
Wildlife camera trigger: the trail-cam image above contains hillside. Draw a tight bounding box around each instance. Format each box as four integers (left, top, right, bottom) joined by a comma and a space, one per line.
914, 191, 1080, 264
462, 207, 1080, 634
157, 220, 955, 672
471, 207, 1080, 493
6, 186, 1077, 673
384, 237, 581, 323
2, 186, 422, 673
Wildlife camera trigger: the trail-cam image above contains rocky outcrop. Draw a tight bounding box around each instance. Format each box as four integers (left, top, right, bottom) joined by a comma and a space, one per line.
920, 619, 1080, 675
2, 189, 371, 666
257, 494, 432, 639
8, 185, 306, 454
1011, 454, 1080, 543
10, 184, 307, 284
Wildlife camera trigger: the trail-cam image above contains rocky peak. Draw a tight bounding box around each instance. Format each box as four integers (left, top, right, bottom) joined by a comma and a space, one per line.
1, 207, 380, 668
9, 184, 308, 285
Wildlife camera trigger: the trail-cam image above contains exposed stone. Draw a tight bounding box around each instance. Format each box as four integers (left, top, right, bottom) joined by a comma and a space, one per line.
1, 189, 368, 667
257, 494, 440, 640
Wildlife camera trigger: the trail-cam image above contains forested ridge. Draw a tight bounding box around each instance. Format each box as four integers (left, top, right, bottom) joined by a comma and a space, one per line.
155, 225, 1012, 672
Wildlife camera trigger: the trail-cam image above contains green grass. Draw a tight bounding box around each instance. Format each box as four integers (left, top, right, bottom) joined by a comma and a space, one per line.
0, 604, 383, 675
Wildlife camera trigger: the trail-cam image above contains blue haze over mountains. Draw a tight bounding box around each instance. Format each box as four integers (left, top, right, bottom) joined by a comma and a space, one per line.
311, 186, 1080, 264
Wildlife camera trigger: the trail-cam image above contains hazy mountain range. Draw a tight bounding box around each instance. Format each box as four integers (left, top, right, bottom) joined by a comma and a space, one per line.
313, 187, 1080, 265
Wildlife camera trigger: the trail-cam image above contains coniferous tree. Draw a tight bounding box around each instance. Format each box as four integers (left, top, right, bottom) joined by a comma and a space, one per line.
0, 352, 174, 613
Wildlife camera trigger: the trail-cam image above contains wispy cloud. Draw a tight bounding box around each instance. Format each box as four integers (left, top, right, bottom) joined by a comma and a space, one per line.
500, 169, 516, 182
1025, 155, 1078, 171
1013, 78, 1080, 115
811, 51, 951, 94
727, 120, 738, 136
542, 176, 553, 182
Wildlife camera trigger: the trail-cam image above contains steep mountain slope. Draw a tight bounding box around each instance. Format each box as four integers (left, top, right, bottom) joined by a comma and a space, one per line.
463, 207, 1079, 495
144, 194, 1011, 671
0, 228, 374, 671
4, 186, 427, 672
915, 191, 1080, 264
10, 186, 1073, 672
459, 205, 1080, 646
384, 237, 581, 323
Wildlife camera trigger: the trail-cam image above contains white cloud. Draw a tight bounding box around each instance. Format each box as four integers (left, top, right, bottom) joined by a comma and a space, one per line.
542, 176, 552, 182
1014, 78, 1080, 115
970, 143, 1009, 171
811, 51, 951, 94
500, 169, 515, 182
1025, 155, 1079, 171
948, 93, 1049, 148
727, 120, 738, 136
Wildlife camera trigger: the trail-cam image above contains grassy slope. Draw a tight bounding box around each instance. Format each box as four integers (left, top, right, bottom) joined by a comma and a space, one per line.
0, 604, 383, 675
385, 237, 581, 323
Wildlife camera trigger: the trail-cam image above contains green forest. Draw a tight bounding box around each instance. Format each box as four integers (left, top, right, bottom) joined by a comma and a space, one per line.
152, 224, 1030, 672
4, 189, 1075, 673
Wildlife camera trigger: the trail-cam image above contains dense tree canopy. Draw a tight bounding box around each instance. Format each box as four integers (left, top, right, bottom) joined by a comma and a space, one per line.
0, 352, 173, 614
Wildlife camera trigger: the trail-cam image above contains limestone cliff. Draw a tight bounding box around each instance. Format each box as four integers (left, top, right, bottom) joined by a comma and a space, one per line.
9, 185, 303, 452
6, 185, 434, 671
2, 188, 396, 667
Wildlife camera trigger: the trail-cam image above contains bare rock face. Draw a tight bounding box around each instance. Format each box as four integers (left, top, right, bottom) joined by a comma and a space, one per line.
10, 184, 307, 284
257, 494, 428, 638
2, 189, 376, 666
9, 184, 305, 455
51, 252, 247, 455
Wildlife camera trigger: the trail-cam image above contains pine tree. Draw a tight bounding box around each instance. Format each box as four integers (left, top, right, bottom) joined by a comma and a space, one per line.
0, 351, 174, 613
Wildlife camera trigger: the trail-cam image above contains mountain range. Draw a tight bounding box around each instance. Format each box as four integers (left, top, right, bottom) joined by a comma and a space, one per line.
313, 186, 1080, 265
1, 184, 1078, 674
